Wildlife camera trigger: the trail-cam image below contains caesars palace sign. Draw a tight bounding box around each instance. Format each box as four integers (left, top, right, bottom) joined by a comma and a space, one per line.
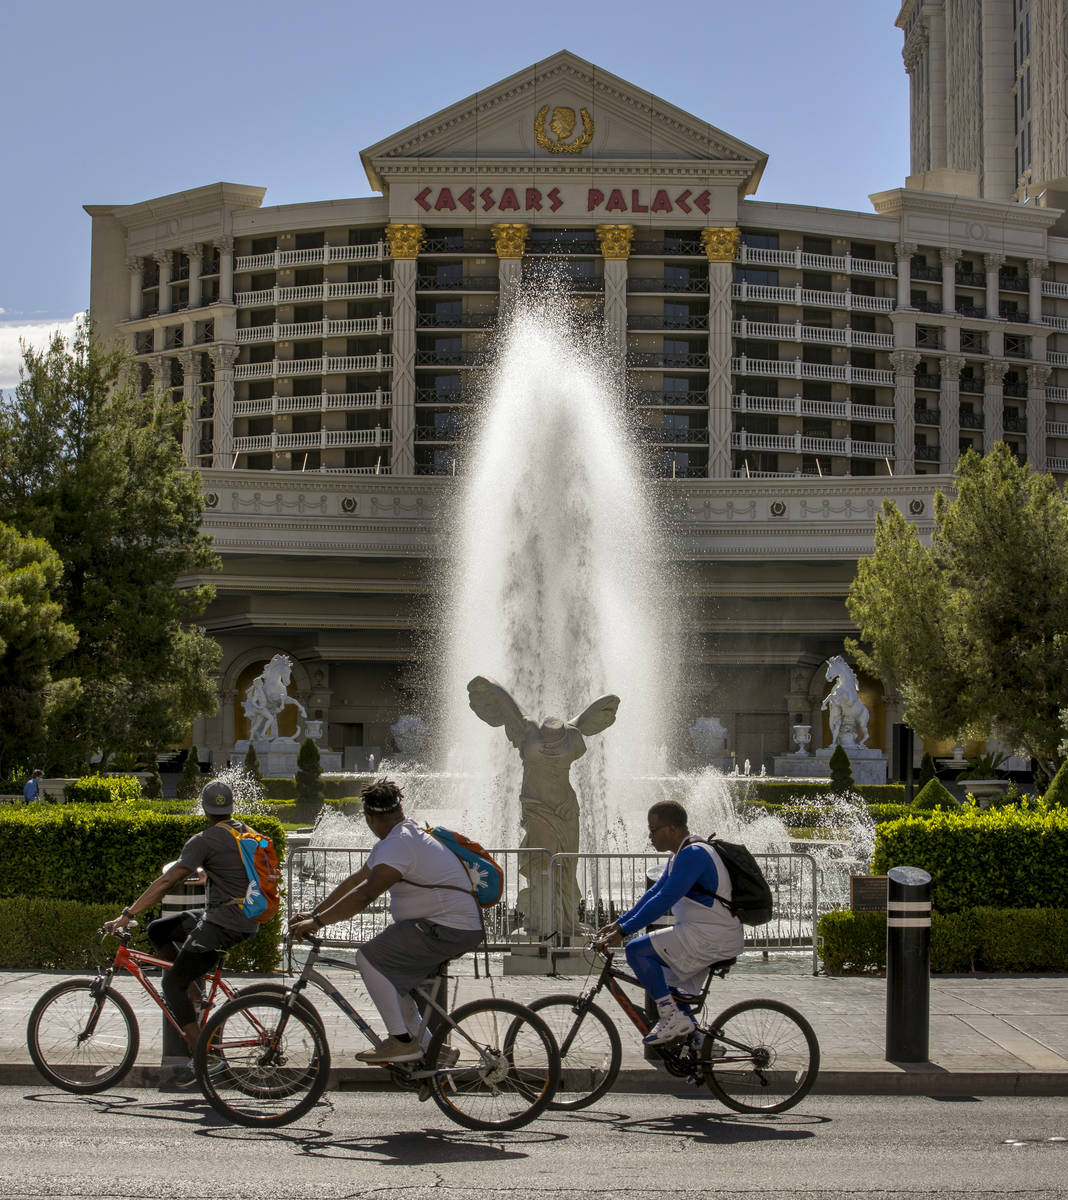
409, 183, 721, 218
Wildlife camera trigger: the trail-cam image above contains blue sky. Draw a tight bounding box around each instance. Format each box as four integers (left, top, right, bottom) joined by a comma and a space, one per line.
0, 0, 907, 388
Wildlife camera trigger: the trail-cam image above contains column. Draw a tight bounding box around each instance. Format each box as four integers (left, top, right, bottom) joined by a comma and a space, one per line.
155, 250, 173, 316
184, 243, 203, 309
1028, 259, 1046, 324
179, 350, 198, 466
895, 242, 916, 309
890, 350, 921, 475
939, 355, 964, 473
984, 254, 1003, 320
926, 4, 947, 170
702, 226, 739, 479
127, 256, 143, 320
1027, 364, 1051, 471
216, 236, 234, 305
210, 345, 238, 468
384, 223, 424, 477
983, 359, 1007, 454
596, 224, 633, 361
492, 223, 528, 312
149, 354, 167, 392
940, 248, 959, 314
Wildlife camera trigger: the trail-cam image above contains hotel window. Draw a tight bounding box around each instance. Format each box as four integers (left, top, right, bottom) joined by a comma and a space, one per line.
740, 232, 779, 250
662, 376, 691, 394
737, 267, 778, 285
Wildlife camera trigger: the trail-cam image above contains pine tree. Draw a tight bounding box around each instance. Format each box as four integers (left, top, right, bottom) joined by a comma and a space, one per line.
141, 756, 163, 800
828, 744, 854, 795
243, 742, 263, 789
295, 737, 324, 806
177, 744, 201, 801
917, 751, 937, 787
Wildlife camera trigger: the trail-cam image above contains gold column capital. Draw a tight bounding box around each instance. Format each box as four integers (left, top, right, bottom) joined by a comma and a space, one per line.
701, 227, 740, 263
596, 224, 634, 261
385, 224, 426, 260
491, 223, 529, 259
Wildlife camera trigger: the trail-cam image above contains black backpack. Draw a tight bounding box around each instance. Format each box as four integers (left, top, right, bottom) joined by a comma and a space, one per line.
684, 835, 774, 926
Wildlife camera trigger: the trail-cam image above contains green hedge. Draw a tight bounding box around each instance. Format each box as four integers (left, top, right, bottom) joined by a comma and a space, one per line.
0, 896, 280, 972
818, 907, 1068, 973
732, 781, 905, 805
872, 803, 1068, 913
261, 776, 366, 801
63, 775, 143, 804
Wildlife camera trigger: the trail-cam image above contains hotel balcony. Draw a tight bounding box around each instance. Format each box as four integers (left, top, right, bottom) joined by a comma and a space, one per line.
416, 312, 497, 329
232, 428, 391, 453
627, 351, 709, 370
731, 430, 895, 460
732, 318, 894, 349
628, 314, 709, 331
731, 282, 895, 313
732, 392, 894, 423
234, 280, 393, 306
632, 389, 709, 407
735, 245, 895, 278
637, 426, 709, 445
236, 315, 392, 343
628, 277, 709, 294
414, 350, 484, 368
233, 390, 391, 417
731, 355, 895, 385
914, 372, 942, 390
233, 243, 387, 272
233, 353, 392, 381
416, 275, 499, 291
914, 407, 940, 426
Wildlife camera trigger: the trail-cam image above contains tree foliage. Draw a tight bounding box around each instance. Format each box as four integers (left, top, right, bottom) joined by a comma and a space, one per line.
0, 522, 80, 777
295, 737, 324, 806
847, 445, 1068, 780
828, 744, 854, 795
0, 322, 221, 768
177, 745, 202, 802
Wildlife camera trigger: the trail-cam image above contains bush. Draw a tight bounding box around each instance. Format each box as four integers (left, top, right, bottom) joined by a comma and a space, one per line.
867, 803, 913, 824
918, 752, 937, 787
141, 766, 163, 799
818, 906, 1068, 974
177, 746, 202, 801
63, 775, 143, 805
262, 776, 366, 802
295, 738, 324, 806
1044, 760, 1068, 808
872, 803, 1068, 912
0, 896, 280, 972
910, 778, 959, 811
729, 782, 905, 807
828, 745, 854, 795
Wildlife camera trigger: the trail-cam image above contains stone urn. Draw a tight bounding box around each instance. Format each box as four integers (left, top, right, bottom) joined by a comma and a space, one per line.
791, 724, 812, 756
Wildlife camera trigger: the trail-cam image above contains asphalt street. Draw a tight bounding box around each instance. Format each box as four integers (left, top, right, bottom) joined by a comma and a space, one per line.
3, 1088, 1066, 1199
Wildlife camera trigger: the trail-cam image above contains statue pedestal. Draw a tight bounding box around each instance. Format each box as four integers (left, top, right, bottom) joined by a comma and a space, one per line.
233, 739, 343, 777
773, 746, 887, 783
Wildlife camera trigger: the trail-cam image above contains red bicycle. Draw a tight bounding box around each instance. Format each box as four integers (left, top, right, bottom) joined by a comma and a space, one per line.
26, 921, 258, 1093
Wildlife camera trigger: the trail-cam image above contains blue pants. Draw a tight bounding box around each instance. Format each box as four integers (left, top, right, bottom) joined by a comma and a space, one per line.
625, 934, 673, 1002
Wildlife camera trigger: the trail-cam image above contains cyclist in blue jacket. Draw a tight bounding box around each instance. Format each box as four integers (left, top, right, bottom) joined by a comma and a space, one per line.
595, 800, 743, 1044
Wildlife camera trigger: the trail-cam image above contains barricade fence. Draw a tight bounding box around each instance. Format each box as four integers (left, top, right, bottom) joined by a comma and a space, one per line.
286, 847, 819, 970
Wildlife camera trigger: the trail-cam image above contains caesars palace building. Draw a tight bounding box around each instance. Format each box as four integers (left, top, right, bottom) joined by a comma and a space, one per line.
85, 3, 1068, 772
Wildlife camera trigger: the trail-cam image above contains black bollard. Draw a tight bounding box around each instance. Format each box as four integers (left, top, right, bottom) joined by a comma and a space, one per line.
885, 864, 932, 1062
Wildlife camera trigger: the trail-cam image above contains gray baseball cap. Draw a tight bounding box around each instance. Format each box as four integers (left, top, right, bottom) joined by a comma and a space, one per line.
200, 780, 234, 815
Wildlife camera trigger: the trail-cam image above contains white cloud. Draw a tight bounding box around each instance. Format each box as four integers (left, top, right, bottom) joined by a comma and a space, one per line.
0, 314, 85, 391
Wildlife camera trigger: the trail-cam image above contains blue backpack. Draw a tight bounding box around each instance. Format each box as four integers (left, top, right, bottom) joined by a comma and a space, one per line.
424, 825, 504, 907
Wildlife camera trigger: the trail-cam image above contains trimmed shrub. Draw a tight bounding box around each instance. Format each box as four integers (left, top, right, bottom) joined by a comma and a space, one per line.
262, 776, 367, 801
141, 767, 163, 799
867, 803, 913, 824
1044, 760, 1068, 808
177, 746, 202, 801
64, 775, 143, 805
828, 745, 854, 795
818, 907, 1068, 974
295, 738, 324, 806
918, 752, 937, 788
872, 803, 1068, 913
910, 778, 959, 811
243, 743, 263, 790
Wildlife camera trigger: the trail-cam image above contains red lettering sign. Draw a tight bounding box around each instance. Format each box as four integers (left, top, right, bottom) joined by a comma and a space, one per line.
548, 187, 563, 213
587, 188, 604, 212
631, 189, 648, 214
694, 190, 711, 214
435, 188, 456, 211
605, 189, 627, 213
525, 188, 543, 212
458, 187, 476, 212
651, 189, 672, 214
415, 187, 433, 212
499, 187, 520, 212
480, 187, 495, 212
675, 189, 692, 213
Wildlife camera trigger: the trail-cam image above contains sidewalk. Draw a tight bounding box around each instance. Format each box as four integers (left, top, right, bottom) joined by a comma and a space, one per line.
5, 959, 1066, 1096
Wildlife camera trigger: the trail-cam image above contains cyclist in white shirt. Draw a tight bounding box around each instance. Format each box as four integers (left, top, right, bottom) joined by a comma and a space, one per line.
290, 779, 484, 1062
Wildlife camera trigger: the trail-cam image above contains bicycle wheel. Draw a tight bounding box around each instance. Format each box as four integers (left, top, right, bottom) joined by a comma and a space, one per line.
702, 999, 820, 1114
526, 994, 621, 1110
27, 979, 139, 1093
427, 999, 559, 1132
194, 993, 330, 1127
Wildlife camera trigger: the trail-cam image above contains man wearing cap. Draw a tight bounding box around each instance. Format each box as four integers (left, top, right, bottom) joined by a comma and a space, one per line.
105, 780, 259, 1063
290, 778, 484, 1063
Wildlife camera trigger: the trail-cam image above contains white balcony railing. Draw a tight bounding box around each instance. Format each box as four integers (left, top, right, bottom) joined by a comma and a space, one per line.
232, 428, 391, 453
1048, 351, 1068, 366
1047, 386, 1068, 401
233, 353, 393, 381
233, 243, 387, 273
732, 392, 895, 422
1042, 315, 1068, 332
236, 315, 392, 343
731, 355, 895, 385
730, 430, 895, 459
736, 245, 896, 277
1046, 422, 1068, 438
1042, 281, 1068, 299
1049, 457, 1068, 473
732, 318, 894, 349
731, 282, 895, 312
234, 279, 394, 306
233, 390, 391, 417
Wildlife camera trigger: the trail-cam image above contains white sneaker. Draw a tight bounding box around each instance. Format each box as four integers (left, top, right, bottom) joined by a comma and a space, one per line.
643, 1007, 696, 1045
355, 1035, 424, 1063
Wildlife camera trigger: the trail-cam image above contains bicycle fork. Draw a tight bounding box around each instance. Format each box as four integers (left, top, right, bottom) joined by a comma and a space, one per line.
80, 971, 115, 1045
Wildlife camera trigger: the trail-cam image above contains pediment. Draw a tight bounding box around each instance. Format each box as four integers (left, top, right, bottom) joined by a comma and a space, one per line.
360, 51, 766, 195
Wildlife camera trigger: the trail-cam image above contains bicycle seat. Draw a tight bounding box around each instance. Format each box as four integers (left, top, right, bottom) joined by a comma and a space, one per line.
669, 958, 737, 1005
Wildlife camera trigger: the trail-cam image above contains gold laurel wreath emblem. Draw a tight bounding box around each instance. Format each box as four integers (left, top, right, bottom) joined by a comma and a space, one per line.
535, 105, 594, 154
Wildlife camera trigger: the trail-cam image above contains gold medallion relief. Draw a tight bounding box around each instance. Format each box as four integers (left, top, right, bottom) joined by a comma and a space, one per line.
535, 104, 594, 154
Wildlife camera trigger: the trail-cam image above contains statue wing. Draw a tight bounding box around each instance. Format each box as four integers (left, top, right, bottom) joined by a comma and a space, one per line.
467, 676, 529, 746
570, 694, 620, 736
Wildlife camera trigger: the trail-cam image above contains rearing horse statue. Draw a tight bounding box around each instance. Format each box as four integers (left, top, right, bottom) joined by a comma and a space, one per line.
821, 655, 870, 749
242, 653, 307, 743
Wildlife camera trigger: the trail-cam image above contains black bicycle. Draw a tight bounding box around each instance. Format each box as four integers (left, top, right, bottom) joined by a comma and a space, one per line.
526, 947, 820, 1113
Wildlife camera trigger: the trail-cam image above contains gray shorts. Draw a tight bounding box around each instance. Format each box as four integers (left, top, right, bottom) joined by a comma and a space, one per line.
359, 919, 484, 993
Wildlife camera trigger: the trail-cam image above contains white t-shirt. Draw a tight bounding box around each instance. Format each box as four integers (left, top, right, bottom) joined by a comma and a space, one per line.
366, 818, 483, 932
